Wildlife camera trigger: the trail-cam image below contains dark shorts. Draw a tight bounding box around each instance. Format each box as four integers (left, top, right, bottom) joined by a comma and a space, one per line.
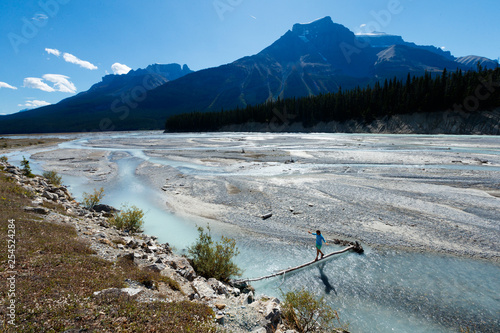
316, 244, 322, 250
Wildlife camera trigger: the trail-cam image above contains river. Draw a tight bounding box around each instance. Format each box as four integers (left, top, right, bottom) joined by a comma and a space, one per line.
4, 131, 500, 332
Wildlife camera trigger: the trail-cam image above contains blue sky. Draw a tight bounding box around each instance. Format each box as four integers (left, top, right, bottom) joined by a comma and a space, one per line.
0, 0, 498, 115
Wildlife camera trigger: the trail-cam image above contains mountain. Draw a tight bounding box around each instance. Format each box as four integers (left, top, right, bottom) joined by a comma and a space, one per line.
0, 63, 193, 133
356, 32, 455, 60
0, 17, 496, 134
85, 63, 192, 96
455, 55, 498, 70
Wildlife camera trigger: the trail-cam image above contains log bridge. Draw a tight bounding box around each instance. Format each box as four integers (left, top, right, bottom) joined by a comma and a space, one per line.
231, 241, 363, 285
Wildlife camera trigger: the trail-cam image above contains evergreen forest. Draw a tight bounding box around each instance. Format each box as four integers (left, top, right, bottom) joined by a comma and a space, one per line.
165, 66, 500, 132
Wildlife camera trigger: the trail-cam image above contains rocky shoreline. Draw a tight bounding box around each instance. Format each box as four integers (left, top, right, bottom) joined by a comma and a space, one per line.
0, 159, 306, 333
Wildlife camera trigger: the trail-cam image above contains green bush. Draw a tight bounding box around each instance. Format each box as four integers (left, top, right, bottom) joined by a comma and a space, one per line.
82, 187, 105, 209
110, 204, 145, 233
282, 288, 348, 333
21, 156, 34, 177
42, 170, 62, 186
0, 155, 8, 163
187, 226, 242, 282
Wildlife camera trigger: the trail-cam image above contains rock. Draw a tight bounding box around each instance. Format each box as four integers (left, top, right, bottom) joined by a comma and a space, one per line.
265, 298, 282, 330
99, 239, 116, 248
247, 291, 254, 304
215, 314, 224, 325
192, 277, 216, 299
215, 303, 226, 310
125, 238, 139, 249
93, 288, 143, 298
31, 197, 44, 206
207, 278, 229, 295
144, 263, 166, 273
93, 204, 118, 213
166, 257, 196, 281
118, 252, 135, 263
42, 190, 58, 201
23, 206, 50, 215
252, 328, 266, 333
153, 257, 162, 264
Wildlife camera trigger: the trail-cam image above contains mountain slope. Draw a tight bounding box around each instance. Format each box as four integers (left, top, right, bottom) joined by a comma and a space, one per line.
0, 64, 193, 133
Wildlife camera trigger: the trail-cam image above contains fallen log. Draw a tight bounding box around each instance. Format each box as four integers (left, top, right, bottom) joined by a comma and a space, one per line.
232, 245, 356, 284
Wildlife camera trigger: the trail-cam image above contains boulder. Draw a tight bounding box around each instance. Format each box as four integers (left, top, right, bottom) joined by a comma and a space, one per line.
42, 190, 58, 201
23, 206, 50, 215
192, 277, 216, 299
166, 257, 196, 281
207, 278, 229, 295
144, 263, 166, 273
265, 298, 282, 330
93, 204, 118, 213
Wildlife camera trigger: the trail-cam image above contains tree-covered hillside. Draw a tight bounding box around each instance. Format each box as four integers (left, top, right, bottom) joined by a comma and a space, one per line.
165, 66, 500, 132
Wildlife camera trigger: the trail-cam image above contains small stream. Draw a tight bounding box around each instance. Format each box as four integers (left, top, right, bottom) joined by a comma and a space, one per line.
5, 133, 500, 332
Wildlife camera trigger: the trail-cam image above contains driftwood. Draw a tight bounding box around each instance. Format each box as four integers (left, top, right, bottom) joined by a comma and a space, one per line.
232, 245, 356, 284
261, 213, 273, 220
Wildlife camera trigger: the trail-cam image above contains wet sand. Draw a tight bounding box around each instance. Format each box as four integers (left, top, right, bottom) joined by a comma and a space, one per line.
30, 132, 500, 261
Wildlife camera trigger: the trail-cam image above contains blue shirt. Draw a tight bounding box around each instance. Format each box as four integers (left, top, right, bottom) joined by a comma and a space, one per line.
312, 233, 326, 246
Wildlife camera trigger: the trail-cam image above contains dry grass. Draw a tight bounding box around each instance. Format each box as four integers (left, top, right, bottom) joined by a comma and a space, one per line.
0, 170, 216, 332
0, 137, 68, 151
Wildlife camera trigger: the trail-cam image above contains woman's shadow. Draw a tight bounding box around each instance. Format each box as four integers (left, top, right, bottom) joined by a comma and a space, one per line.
318, 262, 337, 295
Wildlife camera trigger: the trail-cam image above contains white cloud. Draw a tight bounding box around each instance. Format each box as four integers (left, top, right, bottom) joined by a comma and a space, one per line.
18, 100, 51, 109
111, 62, 132, 75
63, 53, 98, 70
23, 74, 76, 93
23, 77, 56, 92
0, 82, 17, 90
42, 74, 77, 93
45, 48, 61, 57
32, 13, 48, 22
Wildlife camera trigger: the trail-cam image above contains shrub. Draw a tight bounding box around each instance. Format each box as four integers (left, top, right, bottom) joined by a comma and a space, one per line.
0, 155, 8, 163
42, 170, 62, 186
21, 156, 34, 177
187, 225, 242, 282
281, 288, 348, 333
109, 204, 145, 233
82, 187, 105, 209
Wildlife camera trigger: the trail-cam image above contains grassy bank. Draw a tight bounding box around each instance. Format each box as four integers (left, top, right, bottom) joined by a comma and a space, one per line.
0, 137, 69, 151
0, 168, 217, 332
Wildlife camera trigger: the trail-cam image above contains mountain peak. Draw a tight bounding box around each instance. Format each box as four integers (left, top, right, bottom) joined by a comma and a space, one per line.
291, 16, 336, 35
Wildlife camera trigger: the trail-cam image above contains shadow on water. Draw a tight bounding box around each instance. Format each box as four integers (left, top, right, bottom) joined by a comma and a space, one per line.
317, 261, 337, 295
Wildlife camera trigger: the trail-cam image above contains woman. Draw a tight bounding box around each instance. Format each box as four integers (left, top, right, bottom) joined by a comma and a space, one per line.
308, 230, 328, 261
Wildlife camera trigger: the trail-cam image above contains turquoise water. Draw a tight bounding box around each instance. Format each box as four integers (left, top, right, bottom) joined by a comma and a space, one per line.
7, 133, 500, 332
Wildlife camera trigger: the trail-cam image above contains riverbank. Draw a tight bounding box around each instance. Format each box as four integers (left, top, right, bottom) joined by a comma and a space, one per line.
4, 132, 500, 332
220, 109, 500, 135
0, 158, 307, 332
31, 133, 499, 261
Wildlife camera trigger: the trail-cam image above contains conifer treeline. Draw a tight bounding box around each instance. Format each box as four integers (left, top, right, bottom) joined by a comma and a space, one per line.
165, 66, 500, 132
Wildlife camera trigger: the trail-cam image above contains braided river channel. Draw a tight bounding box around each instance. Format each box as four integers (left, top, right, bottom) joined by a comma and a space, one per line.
7, 132, 500, 332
